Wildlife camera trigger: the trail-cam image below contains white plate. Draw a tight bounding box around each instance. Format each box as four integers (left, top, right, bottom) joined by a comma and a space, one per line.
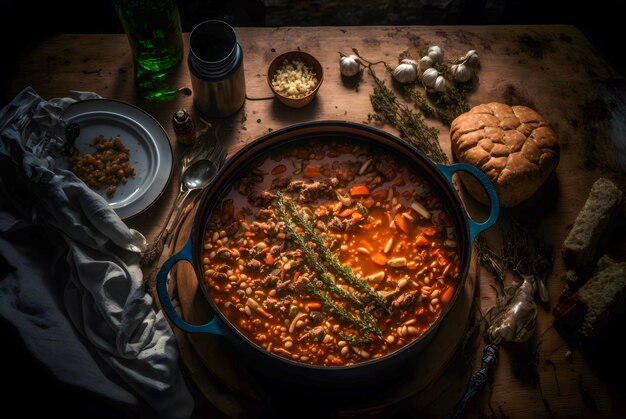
59, 99, 173, 220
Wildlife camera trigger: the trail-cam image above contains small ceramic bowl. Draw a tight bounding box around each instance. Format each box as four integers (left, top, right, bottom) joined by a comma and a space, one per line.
267, 51, 323, 108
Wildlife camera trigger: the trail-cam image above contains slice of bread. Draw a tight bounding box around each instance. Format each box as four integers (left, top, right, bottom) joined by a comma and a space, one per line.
577, 255, 626, 338
561, 178, 623, 269
553, 255, 626, 340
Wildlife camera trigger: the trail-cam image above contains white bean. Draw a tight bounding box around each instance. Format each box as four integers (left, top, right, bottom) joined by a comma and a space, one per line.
387, 257, 407, 268
384, 238, 394, 254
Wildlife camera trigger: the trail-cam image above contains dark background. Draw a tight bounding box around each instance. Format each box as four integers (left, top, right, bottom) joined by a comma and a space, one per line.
0, 0, 624, 106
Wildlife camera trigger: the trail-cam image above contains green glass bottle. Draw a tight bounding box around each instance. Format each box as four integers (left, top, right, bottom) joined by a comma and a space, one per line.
113, 0, 183, 73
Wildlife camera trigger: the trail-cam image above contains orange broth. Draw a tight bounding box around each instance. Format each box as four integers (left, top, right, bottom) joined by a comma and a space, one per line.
202, 139, 460, 366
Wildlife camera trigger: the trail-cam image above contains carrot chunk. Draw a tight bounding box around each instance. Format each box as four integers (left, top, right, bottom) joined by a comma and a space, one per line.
338, 208, 355, 217
303, 164, 321, 178
371, 252, 388, 266
349, 185, 370, 197
394, 213, 411, 234
441, 287, 454, 304
415, 235, 428, 246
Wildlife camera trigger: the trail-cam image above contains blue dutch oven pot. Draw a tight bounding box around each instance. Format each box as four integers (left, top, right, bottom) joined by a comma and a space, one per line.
157, 121, 499, 390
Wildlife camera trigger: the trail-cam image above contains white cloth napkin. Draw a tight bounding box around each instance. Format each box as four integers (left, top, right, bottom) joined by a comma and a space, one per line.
0, 86, 194, 418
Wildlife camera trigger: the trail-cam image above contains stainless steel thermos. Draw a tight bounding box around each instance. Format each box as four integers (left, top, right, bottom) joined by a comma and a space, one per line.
188, 20, 246, 118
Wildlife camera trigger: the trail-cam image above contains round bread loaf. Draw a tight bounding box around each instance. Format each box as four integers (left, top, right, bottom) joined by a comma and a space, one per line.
450, 102, 560, 207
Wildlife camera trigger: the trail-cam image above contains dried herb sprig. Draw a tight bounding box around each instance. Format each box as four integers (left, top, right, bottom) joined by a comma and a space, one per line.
404, 85, 435, 117
425, 82, 471, 126
502, 219, 553, 286
282, 195, 389, 312
306, 283, 381, 344
276, 194, 362, 307
276, 192, 383, 341
475, 235, 505, 286
352, 48, 448, 164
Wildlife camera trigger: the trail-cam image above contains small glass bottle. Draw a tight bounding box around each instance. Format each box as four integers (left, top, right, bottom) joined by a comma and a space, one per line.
172, 109, 196, 145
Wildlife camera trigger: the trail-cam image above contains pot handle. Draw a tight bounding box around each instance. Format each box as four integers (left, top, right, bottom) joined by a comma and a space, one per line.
436, 163, 499, 243
156, 238, 226, 335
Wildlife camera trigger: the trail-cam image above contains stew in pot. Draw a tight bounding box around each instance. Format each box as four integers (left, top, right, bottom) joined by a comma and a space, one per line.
202, 139, 460, 366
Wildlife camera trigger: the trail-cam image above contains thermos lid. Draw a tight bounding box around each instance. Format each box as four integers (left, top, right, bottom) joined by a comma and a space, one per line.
188, 20, 241, 79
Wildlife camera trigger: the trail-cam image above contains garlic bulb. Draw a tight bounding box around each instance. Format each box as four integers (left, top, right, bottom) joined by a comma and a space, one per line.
339, 54, 361, 77
393, 59, 418, 84
456, 49, 479, 68
434, 75, 447, 92
427, 45, 443, 63
421, 67, 439, 89
428, 45, 443, 55
464, 50, 480, 68
452, 63, 472, 83
418, 55, 433, 71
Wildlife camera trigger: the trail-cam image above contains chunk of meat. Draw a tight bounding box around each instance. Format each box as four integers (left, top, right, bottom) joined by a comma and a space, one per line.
283, 249, 302, 259
245, 258, 263, 272
262, 297, 285, 312
262, 274, 280, 288
320, 160, 360, 183
269, 245, 283, 257
391, 293, 416, 309
271, 175, 292, 189
328, 216, 355, 232
380, 289, 401, 300
298, 325, 326, 343
255, 208, 275, 220
216, 247, 236, 261
248, 189, 275, 207
276, 279, 294, 293
308, 310, 324, 324
286, 178, 340, 203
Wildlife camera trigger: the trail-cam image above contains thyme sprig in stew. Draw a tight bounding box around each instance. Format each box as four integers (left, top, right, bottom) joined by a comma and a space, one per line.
202, 139, 461, 366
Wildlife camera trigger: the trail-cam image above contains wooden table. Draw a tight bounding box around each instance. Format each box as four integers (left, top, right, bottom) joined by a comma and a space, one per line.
9, 25, 626, 418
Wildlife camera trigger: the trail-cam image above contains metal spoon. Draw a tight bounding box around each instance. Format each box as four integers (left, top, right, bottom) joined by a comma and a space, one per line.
141, 146, 225, 266
163, 147, 226, 245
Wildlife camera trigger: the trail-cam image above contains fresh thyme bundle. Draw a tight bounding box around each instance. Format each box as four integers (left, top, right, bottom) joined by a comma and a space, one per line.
276, 191, 384, 344
351, 48, 448, 165
409, 82, 472, 126
282, 194, 389, 312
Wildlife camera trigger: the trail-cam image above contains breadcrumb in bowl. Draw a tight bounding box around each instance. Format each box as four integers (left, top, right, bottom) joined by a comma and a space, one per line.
267, 51, 323, 108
